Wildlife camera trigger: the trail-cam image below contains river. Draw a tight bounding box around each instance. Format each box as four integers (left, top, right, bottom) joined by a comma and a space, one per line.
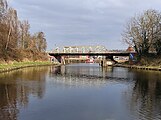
0, 63, 161, 120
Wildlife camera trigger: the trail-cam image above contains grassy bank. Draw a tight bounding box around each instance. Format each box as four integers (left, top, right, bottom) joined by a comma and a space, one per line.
115, 56, 161, 71
0, 61, 59, 73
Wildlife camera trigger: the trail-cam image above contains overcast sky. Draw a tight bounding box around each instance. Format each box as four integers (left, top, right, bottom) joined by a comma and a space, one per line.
9, 0, 161, 50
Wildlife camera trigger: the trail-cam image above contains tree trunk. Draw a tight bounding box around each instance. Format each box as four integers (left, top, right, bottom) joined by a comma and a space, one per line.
5, 27, 11, 50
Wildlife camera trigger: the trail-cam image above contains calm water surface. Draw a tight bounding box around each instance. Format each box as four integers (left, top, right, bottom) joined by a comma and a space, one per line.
0, 63, 161, 120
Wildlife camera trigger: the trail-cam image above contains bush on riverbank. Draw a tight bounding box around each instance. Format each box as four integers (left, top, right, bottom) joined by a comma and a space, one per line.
20, 50, 48, 61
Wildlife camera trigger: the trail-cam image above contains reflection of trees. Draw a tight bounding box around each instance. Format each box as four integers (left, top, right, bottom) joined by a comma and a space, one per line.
0, 67, 48, 120
0, 84, 18, 120
130, 70, 161, 119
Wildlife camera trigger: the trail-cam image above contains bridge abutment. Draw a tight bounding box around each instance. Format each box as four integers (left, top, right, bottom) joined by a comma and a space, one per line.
100, 59, 115, 67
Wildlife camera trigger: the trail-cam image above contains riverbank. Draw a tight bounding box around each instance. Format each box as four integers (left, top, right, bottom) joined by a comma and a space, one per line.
0, 61, 60, 73
115, 64, 161, 71
114, 56, 161, 71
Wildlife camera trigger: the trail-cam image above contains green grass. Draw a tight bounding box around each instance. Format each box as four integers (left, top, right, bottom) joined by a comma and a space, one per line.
0, 61, 56, 70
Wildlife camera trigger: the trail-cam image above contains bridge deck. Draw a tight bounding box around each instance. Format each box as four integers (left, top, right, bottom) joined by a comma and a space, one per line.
49, 52, 135, 56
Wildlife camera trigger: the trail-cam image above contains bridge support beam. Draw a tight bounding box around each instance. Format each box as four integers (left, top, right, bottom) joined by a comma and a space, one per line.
54, 55, 66, 65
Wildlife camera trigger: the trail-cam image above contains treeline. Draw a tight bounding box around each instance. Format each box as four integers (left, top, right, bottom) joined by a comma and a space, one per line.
0, 0, 47, 62
122, 9, 161, 57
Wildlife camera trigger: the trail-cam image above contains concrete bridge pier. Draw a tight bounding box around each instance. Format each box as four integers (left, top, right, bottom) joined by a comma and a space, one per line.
100, 55, 116, 67
61, 56, 66, 65
100, 59, 115, 67
54, 55, 66, 65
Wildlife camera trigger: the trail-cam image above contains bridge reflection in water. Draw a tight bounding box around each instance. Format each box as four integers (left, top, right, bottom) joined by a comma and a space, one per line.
49, 63, 132, 88
0, 65, 160, 120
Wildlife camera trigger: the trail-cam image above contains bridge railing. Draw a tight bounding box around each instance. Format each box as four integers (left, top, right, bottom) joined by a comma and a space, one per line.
49, 51, 133, 54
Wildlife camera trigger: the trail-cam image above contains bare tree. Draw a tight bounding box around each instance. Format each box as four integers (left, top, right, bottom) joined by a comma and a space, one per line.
19, 20, 30, 49
0, 0, 7, 19
36, 32, 47, 52
0, 0, 8, 57
0, 0, 48, 61
152, 24, 161, 55
0, 7, 20, 61
122, 9, 161, 56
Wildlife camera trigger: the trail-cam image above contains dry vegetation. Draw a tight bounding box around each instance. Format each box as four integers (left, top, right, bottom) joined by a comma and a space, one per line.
139, 55, 161, 66
0, 0, 48, 62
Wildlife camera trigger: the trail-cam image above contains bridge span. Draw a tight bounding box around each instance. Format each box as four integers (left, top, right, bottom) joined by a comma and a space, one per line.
48, 52, 132, 56
49, 51, 136, 66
